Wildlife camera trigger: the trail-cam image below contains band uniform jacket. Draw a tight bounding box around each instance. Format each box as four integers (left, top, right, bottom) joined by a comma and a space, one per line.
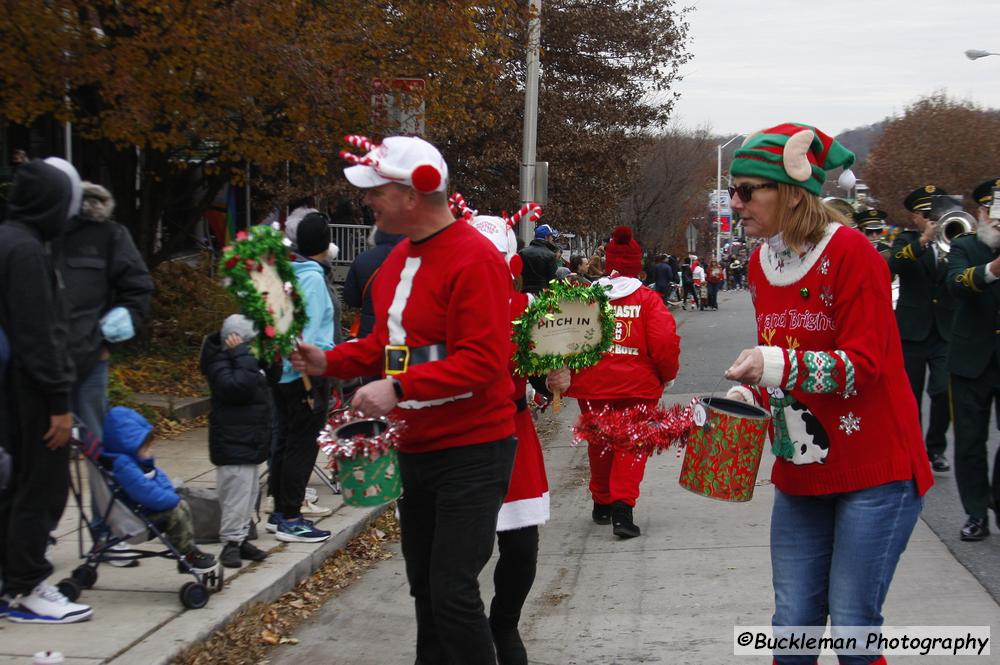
945, 232, 1000, 379
888, 229, 954, 343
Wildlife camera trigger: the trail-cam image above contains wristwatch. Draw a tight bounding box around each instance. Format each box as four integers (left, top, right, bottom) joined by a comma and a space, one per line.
390, 377, 404, 400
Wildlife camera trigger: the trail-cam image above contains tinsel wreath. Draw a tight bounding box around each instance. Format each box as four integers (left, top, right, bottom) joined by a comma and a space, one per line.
573, 403, 693, 456
511, 280, 615, 375
317, 410, 404, 471
219, 224, 307, 362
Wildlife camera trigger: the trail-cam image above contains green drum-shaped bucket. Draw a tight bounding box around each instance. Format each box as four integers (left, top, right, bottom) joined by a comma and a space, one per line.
333, 418, 402, 507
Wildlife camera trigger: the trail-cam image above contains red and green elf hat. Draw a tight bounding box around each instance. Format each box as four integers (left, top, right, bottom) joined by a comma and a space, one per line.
730, 123, 856, 196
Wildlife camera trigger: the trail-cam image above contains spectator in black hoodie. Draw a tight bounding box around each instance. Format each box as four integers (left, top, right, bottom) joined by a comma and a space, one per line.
0, 158, 94, 624
518, 224, 559, 294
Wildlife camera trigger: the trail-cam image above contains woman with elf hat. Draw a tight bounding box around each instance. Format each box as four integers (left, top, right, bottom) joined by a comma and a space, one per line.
453, 194, 550, 665
722, 123, 933, 665
549, 226, 681, 538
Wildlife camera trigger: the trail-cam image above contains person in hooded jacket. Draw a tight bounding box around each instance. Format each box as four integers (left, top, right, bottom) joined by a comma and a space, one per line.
100, 407, 217, 573
285, 206, 343, 344
57, 182, 153, 440
343, 228, 405, 339
200, 314, 277, 568
518, 224, 560, 294
0, 158, 94, 623
268, 212, 336, 543
552, 226, 681, 539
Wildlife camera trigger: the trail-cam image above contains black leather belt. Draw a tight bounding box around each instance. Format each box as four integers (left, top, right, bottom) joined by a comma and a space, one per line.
384, 343, 447, 375
514, 397, 527, 412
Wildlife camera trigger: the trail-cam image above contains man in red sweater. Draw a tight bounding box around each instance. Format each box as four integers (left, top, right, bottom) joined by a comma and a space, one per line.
293, 136, 516, 665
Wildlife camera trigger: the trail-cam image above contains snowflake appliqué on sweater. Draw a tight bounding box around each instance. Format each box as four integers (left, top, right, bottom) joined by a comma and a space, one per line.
838, 412, 861, 436
819, 285, 834, 308
819, 256, 830, 275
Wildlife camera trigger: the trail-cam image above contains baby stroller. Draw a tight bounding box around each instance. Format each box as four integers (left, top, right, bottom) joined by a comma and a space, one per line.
60, 421, 224, 609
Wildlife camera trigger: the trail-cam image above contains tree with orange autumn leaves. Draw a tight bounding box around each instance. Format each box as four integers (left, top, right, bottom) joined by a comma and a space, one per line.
0, 0, 524, 263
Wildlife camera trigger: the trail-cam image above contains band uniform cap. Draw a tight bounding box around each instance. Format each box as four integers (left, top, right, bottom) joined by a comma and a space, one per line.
854, 209, 887, 231
903, 184, 946, 212
972, 178, 1000, 206
344, 136, 449, 193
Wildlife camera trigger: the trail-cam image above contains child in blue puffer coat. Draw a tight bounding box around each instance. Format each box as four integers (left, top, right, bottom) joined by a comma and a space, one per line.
101, 407, 217, 573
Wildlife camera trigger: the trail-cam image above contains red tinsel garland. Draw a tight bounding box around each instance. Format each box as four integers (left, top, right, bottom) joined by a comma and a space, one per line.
317, 410, 403, 471
573, 403, 693, 456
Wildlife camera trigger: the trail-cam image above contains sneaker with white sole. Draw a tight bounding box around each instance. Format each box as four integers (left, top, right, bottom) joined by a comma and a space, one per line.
266, 511, 317, 533
304, 487, 318, 502
7, 582, 93, 624
275, 517, 331, 543
98, 540, 141, 568
300, 498, 332, 517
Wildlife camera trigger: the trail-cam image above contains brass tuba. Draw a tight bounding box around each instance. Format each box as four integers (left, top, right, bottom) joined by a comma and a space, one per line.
931, 195, 976, 255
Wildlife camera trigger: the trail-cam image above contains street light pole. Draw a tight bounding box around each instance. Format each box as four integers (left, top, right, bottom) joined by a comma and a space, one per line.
519, 0, 542, 244
715, 134, 742, 261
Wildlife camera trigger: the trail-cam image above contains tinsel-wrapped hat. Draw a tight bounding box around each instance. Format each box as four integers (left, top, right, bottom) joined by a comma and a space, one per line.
730, 123, 856, 196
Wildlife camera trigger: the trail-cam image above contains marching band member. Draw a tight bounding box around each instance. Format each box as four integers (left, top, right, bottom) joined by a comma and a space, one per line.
854, 209, 891, 257
722, 123, 932, 665
945, 178, 1000, 541
889, 186, 955, 473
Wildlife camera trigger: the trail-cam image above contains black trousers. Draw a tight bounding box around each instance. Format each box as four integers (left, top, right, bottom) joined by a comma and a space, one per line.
682, 282, 699, 308
0, 368, 70, 595
490, 525, 539, 630
270, 377, 328, 519
398, 437, 517, 665
901, 328, 950, 457
951, 360, 1000, 521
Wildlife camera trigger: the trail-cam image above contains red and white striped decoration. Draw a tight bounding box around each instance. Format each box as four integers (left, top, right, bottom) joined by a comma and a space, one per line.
339, 150, 376, 167
505, 202, 542, 229
344, 135, 375, 153
448, 192, 476, 220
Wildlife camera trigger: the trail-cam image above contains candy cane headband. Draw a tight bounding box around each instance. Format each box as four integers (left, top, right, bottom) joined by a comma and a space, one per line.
504, 202, 543, 229
339, 134, 444, 193
449, 192, 477, 220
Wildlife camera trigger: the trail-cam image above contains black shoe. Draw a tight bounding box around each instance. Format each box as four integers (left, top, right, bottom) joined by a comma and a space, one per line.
930, 454, 950, 472
611, 502, 641, 539
592, 502, 612, 525
239, 539, 268, 562
177, 548, 218, 574
960, 517, 990, 542
490, 622, 527, 665
219, 541, 242, 568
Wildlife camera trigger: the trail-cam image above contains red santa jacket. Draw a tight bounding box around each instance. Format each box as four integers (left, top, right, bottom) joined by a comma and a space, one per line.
566, 277, 681, 400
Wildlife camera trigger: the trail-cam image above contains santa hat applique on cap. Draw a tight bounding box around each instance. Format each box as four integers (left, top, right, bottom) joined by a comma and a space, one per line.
604, 226, 643, 278
730, 123, 856, 196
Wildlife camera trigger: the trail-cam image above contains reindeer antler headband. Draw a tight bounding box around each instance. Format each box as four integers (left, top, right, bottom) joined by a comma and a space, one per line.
340, 134, 445, 193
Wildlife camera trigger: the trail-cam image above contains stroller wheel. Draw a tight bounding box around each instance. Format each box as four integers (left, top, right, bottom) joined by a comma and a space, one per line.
72, 565, 98, 589
203, 564, 225, 592
179, 582, 209, 609
57, 578, 82, 602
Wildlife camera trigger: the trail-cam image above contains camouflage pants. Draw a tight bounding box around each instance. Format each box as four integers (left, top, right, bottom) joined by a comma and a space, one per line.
148, 499, 195, 554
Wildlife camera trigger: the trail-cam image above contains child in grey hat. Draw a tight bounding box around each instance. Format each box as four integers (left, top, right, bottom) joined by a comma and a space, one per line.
199, 314, 277, 567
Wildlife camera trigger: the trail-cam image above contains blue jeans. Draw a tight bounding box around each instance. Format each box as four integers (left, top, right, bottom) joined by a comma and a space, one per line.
771, 480, 922, 665
73, 360, 109, 440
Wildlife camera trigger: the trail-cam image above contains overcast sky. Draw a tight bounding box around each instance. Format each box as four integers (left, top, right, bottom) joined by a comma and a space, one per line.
669, 0, 1000, 137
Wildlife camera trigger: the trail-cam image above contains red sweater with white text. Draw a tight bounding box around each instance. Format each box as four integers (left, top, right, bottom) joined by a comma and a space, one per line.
322, 221, 515, 453
566, 277, 680, 400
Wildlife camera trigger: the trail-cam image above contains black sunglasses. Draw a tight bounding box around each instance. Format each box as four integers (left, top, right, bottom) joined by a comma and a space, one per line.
728, 182, 778, 202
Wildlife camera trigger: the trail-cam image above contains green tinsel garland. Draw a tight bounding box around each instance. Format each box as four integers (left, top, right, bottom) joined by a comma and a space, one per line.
218, 224, 308, 362
512, 280, 614, 375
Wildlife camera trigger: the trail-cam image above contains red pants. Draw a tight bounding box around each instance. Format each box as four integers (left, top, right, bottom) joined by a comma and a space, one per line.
580, 398, 657, 507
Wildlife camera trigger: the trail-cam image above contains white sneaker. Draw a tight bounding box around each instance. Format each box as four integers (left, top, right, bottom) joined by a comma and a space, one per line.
300, 498, 332, 517
7, 582, 93, 624
100, 540, 141, 568
304, 487, 318, 502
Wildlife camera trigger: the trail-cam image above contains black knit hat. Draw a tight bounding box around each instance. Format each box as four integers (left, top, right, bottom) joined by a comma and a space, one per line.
296, 212, 329, 257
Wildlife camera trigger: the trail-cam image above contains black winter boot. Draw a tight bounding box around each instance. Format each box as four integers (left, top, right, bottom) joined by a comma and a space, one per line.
220, 541, 242, 568
611, 502, 640, 539
592, 502, 612, 525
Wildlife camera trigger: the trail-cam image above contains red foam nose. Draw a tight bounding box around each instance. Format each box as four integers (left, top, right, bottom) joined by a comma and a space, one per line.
411, 164, 441, 193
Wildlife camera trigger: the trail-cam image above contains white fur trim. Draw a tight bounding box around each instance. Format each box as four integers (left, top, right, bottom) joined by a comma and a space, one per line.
757, 345, 786, 388
783, 129, 815, 182
497, 492, 550, 531
725, 385, 756, 405
595, 276, 643, 300
759, 223, 840, 286
838, 169, 857, 191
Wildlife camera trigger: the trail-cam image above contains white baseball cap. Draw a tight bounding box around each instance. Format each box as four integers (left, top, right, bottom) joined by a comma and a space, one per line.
343, 136, 449, 193
468, 215, 517, 263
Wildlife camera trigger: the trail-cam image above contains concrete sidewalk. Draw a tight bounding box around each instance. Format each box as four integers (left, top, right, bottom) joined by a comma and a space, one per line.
0, 427, 382, 665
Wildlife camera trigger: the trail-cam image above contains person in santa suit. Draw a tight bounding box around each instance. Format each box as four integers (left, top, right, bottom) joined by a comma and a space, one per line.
550, 226, 680, 538
461, 203, 551, 665
722, 123, 933, 665
293, 136, 516, 665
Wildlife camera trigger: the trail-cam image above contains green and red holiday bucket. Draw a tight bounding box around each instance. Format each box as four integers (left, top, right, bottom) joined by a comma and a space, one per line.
678, 396, 770, 502
331, 418, 402, 507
